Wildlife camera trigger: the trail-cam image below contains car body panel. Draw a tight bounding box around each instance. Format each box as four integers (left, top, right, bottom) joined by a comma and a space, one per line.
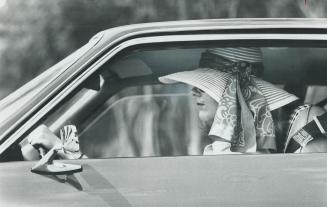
1, 154, 327, 207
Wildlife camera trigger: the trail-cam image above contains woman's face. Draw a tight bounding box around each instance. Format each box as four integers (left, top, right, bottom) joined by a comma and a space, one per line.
191, 87, 218, 126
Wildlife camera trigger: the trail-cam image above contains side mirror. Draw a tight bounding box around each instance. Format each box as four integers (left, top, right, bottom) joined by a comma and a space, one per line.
31, 148, 82, 175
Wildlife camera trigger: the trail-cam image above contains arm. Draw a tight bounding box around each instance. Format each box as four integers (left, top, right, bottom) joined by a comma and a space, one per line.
286, 105, 327, 153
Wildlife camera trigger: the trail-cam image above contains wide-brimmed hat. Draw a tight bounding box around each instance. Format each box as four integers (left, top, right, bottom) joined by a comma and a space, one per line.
159, 47, 298, 110
159, 48, 299, 153
159, 68, 298, 111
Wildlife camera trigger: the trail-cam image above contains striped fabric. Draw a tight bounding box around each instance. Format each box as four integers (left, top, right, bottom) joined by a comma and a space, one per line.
159, 68, 231, 103
159, 69, 298, 111
207, 48, 263, 63
254, 78, 298, 111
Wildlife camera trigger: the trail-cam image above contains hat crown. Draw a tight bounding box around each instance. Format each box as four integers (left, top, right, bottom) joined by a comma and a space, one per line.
206, 48, 263, 63
199, 48, 264, 76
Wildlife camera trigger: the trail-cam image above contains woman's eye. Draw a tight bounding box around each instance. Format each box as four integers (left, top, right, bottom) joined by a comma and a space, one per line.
191, 87, 204, 96
193, 87, 203, 93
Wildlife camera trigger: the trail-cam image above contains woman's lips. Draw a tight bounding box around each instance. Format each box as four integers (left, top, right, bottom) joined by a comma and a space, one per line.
196, 102, 205, 106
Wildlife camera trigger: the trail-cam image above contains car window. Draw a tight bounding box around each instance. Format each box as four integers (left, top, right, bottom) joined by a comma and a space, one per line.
0, 39, 101, 141
78, 84, 205, 158
17, 43, 327, 160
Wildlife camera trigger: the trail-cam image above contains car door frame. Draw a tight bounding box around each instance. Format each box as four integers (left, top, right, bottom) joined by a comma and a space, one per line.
2, 29, 327, 156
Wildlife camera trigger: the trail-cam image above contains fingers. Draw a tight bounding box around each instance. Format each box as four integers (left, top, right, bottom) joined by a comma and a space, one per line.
21, 143, 41, 161
38, 147, 46, 157
27, 124, 61, 150
27, 124, 47, 143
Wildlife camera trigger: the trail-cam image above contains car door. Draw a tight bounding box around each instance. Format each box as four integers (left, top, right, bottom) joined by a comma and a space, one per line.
2, 20, 327, 206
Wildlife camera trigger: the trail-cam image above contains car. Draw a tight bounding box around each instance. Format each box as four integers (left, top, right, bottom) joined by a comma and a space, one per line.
1, 18, 327, 206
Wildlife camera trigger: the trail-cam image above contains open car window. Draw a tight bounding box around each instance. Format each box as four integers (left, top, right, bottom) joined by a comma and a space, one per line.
0, 36, 103, 140
16, 42, 327, 160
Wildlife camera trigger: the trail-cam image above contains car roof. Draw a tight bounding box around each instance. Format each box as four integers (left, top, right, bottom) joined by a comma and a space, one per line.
100, 18, 327, 37
87, 18, 327, 79
91, 18, 327, 53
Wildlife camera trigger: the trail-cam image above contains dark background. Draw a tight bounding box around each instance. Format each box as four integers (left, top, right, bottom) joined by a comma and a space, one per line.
0, 0, 324, 99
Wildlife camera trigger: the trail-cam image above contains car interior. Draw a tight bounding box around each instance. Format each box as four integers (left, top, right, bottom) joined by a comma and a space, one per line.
4, 42, 327, 161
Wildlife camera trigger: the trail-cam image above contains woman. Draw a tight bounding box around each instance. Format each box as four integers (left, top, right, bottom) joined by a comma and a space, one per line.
159, 48, 325, 154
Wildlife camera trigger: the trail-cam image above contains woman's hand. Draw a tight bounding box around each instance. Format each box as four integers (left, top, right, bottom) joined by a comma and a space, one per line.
22, 124, 85, 160
27, 124, 62, 151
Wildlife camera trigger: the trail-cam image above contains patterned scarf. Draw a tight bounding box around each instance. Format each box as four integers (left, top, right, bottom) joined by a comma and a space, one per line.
200, 52, 276, 153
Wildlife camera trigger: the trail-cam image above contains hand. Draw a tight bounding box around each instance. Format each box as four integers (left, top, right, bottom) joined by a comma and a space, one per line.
27, 124, 62, 151
21, 143, 41, 160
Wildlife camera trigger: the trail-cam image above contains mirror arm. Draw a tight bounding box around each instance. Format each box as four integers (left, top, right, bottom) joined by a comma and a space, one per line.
31, 148, 82, 175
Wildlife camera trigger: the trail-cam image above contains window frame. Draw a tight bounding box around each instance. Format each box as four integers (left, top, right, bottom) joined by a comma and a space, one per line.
2, 32, 327, 156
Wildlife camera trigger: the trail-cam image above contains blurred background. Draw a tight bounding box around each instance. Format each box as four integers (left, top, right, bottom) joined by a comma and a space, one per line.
0, 0, 326, 99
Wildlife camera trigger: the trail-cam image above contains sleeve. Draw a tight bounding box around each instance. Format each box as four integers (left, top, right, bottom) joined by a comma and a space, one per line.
284, 104, 326, 153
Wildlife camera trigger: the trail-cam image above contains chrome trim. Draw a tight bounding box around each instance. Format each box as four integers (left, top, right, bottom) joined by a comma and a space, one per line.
1, 32, 327, 154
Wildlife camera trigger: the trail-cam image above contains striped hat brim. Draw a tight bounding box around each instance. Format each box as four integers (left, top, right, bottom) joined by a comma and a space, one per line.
158, 68, 298, 111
